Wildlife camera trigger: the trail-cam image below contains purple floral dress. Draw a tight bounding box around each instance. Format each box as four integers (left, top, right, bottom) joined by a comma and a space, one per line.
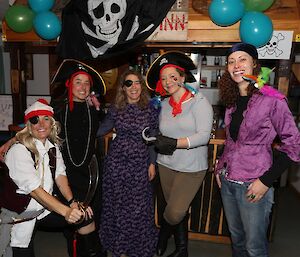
99, 103, 159, 257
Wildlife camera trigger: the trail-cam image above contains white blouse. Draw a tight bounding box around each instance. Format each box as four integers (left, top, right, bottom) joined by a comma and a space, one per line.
5, 139, 66, 247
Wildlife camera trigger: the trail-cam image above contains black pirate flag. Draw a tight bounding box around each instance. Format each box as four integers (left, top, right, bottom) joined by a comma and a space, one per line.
56, 0, 176, 60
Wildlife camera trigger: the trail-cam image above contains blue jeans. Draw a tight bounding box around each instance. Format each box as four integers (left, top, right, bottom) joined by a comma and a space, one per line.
220, 176, 274, 257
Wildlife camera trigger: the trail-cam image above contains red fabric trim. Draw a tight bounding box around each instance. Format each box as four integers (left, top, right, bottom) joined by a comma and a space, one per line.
24, 110, 53, 123
37, 98, 50, 105
169, 89, 190, 117
65, 71, 93, 112
65, 79, 74, 111
73, 238, 77, 257
155, 80, 167, 96
155, 64, 185, 96
159, 64, 185, 74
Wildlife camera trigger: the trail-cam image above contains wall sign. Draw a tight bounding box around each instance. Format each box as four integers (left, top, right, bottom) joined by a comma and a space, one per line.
147, 0, 188, 41
258, 31, 293, 60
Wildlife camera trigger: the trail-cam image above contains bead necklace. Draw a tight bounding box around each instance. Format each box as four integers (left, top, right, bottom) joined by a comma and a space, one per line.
64, 100, 91, 167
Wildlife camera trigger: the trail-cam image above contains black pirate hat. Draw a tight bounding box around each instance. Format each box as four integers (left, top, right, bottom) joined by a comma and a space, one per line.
146, 51, 196, 95
51, 59, 106, 96
51, 59, 106, 111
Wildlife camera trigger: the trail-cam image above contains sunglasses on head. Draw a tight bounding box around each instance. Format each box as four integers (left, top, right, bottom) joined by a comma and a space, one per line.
123, 80, 141, 88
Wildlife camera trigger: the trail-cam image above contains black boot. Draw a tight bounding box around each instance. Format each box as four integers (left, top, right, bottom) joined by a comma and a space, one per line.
167, 215, 189, 257
63, 227, 76, 257
77, 231, 107, 257
156, 217, 174, 256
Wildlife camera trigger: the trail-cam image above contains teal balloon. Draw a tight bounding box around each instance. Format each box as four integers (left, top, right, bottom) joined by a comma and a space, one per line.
4, 5, 34, 33
239, 12, 273, 48
33, 11, 61, 40
209, 0, 245, 26
28, 0, 55, 13
243, 0, 274, 12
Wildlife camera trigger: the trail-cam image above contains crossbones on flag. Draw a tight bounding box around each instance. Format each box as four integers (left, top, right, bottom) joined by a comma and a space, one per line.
56, 0, 176, 60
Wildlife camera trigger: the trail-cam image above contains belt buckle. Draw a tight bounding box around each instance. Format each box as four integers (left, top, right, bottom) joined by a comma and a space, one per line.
227, 178, 244, 185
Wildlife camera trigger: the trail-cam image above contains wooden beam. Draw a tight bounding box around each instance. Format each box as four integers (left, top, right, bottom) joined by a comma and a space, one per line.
9, 43, 27, 124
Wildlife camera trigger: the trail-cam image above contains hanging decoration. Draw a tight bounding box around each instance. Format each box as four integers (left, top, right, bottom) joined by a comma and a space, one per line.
3, 1, 62, 41
4, 5, 34, 33
209, 0, 245, 27
28, 0, 55, 13
243, 0, 275, 12
33, 11, 62, 40
56, 0, 176, 60
239, 11, 273, 48
208, 0, 275, 48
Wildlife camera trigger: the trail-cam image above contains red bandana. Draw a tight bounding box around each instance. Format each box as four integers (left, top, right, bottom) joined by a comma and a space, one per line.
155, 64, 185, 96
169, 89, 190, 117
65, 71, 93, 111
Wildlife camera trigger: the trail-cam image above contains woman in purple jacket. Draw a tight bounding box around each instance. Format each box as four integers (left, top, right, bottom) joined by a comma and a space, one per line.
215, 43, 300, 257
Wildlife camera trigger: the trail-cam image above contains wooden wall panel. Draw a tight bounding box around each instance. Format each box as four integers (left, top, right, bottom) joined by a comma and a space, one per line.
188, 0, 300, 43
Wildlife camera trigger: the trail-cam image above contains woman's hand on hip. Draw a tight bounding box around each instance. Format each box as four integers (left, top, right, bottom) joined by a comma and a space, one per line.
246, 178, 269, 203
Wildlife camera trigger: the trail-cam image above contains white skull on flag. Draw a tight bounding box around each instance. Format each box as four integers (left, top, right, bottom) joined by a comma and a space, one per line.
56, 0, 176, 60
82, 0, 139, 57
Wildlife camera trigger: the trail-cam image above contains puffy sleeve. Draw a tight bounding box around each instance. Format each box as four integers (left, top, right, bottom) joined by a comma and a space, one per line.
5, 144, 41, 195
188, 93, 214, 148
96, 106, 116, 137
271, 98, 300, 162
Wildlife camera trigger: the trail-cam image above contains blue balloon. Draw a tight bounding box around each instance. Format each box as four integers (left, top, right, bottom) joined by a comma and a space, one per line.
28, 0, 55, 12
33, 11, 61, 40
239, 11, 273, 48
209, 0, 245, 26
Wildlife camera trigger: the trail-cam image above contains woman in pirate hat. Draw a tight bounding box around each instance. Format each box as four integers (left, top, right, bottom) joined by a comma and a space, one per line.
146, 51, 214, 257
215, 42, 300, 257
50, 59, 106, 257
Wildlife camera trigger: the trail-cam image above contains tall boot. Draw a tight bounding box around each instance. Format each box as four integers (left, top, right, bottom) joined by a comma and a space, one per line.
167, 215, 189, 257
76, 231, 107, 257
156, 217, 174, 256
63, 227, 76, 257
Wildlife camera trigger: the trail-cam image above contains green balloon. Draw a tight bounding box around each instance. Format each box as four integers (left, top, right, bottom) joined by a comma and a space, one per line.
243, 0, 275, 12
5, 5, 35, 33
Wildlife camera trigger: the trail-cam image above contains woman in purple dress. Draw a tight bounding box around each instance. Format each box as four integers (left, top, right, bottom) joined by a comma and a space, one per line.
97, 70, 159, 257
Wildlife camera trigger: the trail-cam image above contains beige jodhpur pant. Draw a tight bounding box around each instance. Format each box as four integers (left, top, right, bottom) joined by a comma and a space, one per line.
158, 164, 206, 225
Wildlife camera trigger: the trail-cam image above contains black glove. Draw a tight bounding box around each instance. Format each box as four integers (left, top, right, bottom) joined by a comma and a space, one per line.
155, 135, 177, 155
